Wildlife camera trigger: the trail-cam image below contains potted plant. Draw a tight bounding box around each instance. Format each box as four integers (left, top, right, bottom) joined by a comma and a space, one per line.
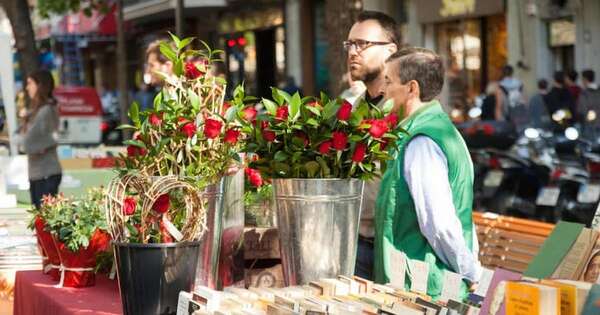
105, 34, 246, 315
234, 88, 404, 285
28, 196, 63, 281
34, 190, 111, 288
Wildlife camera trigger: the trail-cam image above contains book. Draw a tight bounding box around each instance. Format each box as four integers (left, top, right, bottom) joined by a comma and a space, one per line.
480, 268, 522, 315
580, 284, 600, 315
446, 300, 471, 315
415, 297, 444, 315
543, 279, 592, 315
505, 282, 559, 315
552, 228, 599, 280
524, 221, 585, 279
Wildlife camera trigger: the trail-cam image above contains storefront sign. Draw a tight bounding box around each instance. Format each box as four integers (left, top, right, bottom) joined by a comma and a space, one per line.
54, 86, 103, 144
417, 0, 504, 23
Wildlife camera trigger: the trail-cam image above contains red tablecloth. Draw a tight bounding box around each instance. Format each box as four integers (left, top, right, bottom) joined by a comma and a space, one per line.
14, 270, 122, 315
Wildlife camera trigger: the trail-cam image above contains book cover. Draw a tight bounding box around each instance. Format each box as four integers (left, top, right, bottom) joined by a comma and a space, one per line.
524, 221, 584, 279
581, 284, 600, 315
540, 279, 577, 315
480, 268, 522, 315
552, 228, 599, 280
504, 282, 558, 315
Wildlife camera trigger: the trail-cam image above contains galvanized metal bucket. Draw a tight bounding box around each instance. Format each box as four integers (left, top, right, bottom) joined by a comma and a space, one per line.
272, 178, 364, 286
194, 169, 245, 289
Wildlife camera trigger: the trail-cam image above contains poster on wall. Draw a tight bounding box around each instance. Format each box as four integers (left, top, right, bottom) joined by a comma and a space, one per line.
54, 86, 103, 144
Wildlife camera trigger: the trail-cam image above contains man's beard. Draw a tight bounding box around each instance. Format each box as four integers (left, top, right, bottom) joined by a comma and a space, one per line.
351, 65, 381, 84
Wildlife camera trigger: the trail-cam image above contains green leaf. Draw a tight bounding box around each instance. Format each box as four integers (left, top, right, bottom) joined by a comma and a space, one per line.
290, 92, 302, 121
179, 37, 194, 50
273, 162, 290, 176
323, 100, 340, 120
159, 42, 177, 63
123, 140, 146, 148
274, 151, 288, 162
129, 101, 140, 126
304, 161, 320, 178
168, 32, 181, 51
306, 105, 321, 117
262, 98, 278, 116
188, 89, 200, 111
306, 118, 319, 127
381, 98, 394, 113
174, 59, 183, 77
271, 88, 284, 105
316, 156, 331, 177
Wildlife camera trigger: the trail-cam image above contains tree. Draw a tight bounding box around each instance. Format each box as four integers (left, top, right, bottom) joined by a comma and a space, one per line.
325, 0, 363, 96
0, 0, 40, 81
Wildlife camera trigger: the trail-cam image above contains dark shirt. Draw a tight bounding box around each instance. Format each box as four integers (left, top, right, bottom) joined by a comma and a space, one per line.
544, 87, 576, 118
481, 94, 497, 120
366, 93, 383, 105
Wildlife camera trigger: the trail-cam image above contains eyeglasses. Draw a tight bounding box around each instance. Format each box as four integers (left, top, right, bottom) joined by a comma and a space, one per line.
343, 39, 392, 52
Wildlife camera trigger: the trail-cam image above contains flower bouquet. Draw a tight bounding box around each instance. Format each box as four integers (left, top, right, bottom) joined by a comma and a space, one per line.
232, 87, 404, 285
29, 189, 111, 288
104, 34, 249, 314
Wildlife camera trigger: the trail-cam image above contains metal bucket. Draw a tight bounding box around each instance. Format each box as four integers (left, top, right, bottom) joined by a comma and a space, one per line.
272, 178, 364, 285
194, 169, 245, 289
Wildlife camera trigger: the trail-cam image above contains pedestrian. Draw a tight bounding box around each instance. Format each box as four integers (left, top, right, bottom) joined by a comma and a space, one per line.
544, 71, 576, 127
579, 69, 600, 137
480, 81, 500, 120
22, 70, 62, 209
565, 70, 582, 104
528, 79, 551, 129
377, 47, 482, 299
498, 65, 526, 129
344, 10, 401, 281
145, 39, 175, 87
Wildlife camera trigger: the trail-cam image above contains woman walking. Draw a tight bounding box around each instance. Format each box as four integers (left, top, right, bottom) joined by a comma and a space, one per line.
22, 70, 62, 209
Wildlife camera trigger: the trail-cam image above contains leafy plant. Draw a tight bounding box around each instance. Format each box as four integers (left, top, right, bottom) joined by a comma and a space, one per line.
117, 33, 250, 189
36, 189, 108, 252
234, 87, 405, 180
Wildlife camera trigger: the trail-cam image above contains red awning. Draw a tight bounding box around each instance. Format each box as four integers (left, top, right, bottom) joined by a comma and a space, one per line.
57, 4, 117, 36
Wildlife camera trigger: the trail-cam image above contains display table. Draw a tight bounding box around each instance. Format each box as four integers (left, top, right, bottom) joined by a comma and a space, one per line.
13, 270, 122, 315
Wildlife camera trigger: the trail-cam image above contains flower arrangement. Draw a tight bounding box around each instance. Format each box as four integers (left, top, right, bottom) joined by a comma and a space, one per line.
233, 88, 404, 179
28, 189, 112, 287
106, 34, 249, 244
117, 33, 247, 188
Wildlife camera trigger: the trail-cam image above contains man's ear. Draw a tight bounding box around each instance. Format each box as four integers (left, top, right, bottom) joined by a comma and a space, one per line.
409, 80, 420, 99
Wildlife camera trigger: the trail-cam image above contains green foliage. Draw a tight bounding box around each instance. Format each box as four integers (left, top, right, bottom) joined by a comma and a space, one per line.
235, 88, 406, 180
36, 0, 111, 19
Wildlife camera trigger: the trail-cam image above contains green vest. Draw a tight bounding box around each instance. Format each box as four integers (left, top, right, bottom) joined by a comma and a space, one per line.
374, 101, 475, 300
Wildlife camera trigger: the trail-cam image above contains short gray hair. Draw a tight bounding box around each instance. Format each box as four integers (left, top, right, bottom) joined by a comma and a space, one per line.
386, 47, 445, 102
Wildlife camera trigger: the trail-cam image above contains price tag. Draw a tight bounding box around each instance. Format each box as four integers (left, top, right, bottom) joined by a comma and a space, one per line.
440, 270, 462, 302
578, 184, 600, 204
409, 260, 429, 294
536, 187, 561, 206
483, 170, 504, 188
162, 217, 184, 241
387, 249, 406, 289
475, 268, 495, 297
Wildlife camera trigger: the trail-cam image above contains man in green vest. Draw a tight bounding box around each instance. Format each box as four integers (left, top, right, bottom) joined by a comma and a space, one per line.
375, 47, 482, 300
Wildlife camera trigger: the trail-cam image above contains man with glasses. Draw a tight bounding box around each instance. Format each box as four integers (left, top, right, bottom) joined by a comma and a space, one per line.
344, 11, 401, 281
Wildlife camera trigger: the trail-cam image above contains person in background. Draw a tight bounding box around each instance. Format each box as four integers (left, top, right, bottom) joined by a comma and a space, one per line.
377, 47, 481, 299
344, 10, 401, 280
134, 82, 156, 111
145, 39, 174, 87
281, 76, 303, 96
22, 70, 62, 209
565, 70, 582, 105
480, 81, 499, 120
497, 65, 525, 121
579, 69, 600, 136
544, 71, 576, 127
528, 79, 551, 129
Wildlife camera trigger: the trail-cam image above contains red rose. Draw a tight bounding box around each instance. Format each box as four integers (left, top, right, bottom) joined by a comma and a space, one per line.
204, 119, 222, 139
384, 112, 399, 127
294, 131, 309, 147
337, 100, 353, 121
369, 119, 389, 138
184, 61, 204, 79
352, 143, 368, 163
245, 168, 263, 187
178, 117, 188, 123
149, 113, 163, 126
152, 194, 170, 214
181, 122, 197, 138
222, 102, 232, 116
262, 130, 276, 142
275, 106, 289, 120
319, 141, 332, 155
123, 197, 136, 216
260, 121, 269, 130
224, 129, 240, 144
331, 131, 348, 151
242, 106, 258, 122
127, 146, 146, 157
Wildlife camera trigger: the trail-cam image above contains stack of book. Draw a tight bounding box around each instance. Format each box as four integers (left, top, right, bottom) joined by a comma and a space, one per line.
177, 275, 482, 315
